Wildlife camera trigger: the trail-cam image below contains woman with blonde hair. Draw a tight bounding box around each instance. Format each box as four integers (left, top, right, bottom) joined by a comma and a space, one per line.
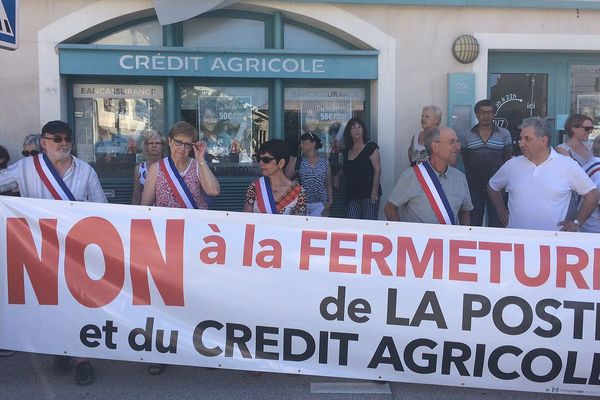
131, 131, 166, 205
408, 105, 442, 165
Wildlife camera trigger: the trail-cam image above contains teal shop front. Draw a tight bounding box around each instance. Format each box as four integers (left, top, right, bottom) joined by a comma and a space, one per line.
488, 52, 600, 154
58, 10, 378, 214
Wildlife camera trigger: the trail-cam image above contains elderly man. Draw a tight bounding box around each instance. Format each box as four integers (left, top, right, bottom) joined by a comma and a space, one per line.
579, 135, 600, 233
0, 120, 106, 385
488, 117, 599, 231
385, 127, 473, 225
460, 99, 512, 227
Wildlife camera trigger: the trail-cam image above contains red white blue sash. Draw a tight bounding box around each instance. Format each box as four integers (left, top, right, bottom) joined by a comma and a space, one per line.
585, 161, 600, 178
254, 176, 277, 214
158, 157, 198, 209
412, 161, 456, 225
33, 154, 76, 201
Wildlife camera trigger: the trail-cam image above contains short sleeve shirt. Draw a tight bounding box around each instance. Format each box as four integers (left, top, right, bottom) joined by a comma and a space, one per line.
488, 150, 596, 230
387, 164, 473, 224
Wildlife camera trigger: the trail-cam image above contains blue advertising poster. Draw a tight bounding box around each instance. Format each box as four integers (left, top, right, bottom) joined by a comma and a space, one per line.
0, 0, 17, 50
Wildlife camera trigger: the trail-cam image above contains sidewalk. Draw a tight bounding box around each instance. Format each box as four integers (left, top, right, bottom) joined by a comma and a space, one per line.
0, 352, 584, 400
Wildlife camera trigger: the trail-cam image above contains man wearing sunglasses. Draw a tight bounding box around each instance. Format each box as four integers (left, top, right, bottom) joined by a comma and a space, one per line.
0, 121, 108, 385
0, 120, 106, 204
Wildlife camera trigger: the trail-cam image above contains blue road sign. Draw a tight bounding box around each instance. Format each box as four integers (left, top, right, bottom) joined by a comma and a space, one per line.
0, 0, 17, 50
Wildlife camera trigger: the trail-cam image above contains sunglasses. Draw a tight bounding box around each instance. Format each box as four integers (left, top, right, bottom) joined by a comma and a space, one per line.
576, 126, 595, 132
22, 150, 40, 157
257, 156, 277, 164
43, 135, 72, 143
171, 138, 194, 149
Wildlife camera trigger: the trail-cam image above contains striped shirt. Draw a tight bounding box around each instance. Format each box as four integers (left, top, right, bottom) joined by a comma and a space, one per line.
0, 156, 107, 203
460, 125, 512, 189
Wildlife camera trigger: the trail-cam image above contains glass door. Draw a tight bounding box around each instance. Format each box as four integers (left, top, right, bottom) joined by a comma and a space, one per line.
488, 54, 557, 154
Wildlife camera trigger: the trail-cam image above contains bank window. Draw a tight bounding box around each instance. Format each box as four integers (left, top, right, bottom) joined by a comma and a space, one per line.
91, 20, 163, 46
180, 85, 269, 176
570, 65, 600, 140
72, 84, 165, 201
183, 18, 264, 49
284, 87, 366, 170
284, 23, 350, 51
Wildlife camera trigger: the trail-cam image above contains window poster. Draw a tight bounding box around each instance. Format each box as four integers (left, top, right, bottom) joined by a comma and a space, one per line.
73, 84, 164, 166
197, 95, 254, 164
284, 87, 366, 172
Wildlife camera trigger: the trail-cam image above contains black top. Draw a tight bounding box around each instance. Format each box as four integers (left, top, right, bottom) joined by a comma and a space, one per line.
342, 141, 382, 201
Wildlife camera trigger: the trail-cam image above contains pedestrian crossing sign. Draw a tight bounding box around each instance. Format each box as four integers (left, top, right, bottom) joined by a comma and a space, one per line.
0, 0, 17, 50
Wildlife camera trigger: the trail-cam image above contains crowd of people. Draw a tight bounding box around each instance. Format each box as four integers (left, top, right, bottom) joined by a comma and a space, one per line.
1, 100, 600, 384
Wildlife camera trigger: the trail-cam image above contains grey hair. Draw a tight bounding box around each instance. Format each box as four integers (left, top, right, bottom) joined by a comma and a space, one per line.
520, 117, 550, 147
423, 105, 443, 126
23, 134, 41, 150
593, 135, 600, 157
424, 127, 441, 154
141, 131, 166, 160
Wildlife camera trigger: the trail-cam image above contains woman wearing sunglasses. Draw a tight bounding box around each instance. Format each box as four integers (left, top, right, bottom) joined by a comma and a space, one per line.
244, 139, 306, 215
141, 121, 220, 209
557, 114, 595, 166
21, 134, 41, 158
285, 132, 332, 216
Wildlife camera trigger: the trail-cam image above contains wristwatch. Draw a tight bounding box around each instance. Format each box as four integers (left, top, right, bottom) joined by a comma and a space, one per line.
573, 219, 581, 227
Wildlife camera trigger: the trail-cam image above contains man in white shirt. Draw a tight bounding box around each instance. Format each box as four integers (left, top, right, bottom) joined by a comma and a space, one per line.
488, 117, 599, 231
0, 121, 106, 202
0, 120, 106, 385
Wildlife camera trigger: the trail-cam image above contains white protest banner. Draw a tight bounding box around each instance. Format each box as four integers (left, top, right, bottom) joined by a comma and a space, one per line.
1, 196, 599, 396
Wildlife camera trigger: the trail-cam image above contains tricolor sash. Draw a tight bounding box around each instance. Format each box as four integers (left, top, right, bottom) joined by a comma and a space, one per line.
33, 154, 76, 201
158, 157, 199, 209
412, 161, 456, 225
585, 161, 600, 178
254, 176, 277, 214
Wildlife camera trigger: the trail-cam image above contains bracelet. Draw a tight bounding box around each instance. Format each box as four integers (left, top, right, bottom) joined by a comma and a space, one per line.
199, 161, 206, 166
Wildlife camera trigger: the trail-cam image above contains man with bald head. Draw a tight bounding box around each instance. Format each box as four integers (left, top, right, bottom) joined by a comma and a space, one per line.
385, 126, 473, 225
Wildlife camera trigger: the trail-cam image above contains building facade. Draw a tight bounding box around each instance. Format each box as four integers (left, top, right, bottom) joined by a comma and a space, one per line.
2, 0, 600, 214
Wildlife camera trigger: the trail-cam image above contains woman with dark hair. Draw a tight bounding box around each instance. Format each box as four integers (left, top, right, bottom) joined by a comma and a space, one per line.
244, 139, 306, 215
336, 118, 382, 219
285, 132, 333, 216
557, 114, 594, 166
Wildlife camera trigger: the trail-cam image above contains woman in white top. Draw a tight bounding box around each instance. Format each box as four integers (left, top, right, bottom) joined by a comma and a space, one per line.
557, 113, 594, 166
407, 105, 442, 166
131, 132, 166, 205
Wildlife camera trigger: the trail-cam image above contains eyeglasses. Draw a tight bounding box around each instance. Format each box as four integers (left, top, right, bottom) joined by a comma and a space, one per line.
434, 139, 460, 145
43, 135, 72, 143
171, 138, 194, 149
477, 110, 495, 116
257, 156, 277, 164
22, 150, 40, 157
576, 126, 595, 132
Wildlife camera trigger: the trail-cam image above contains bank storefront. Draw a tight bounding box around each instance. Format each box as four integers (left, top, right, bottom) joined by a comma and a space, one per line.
58, 11, 377, 213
